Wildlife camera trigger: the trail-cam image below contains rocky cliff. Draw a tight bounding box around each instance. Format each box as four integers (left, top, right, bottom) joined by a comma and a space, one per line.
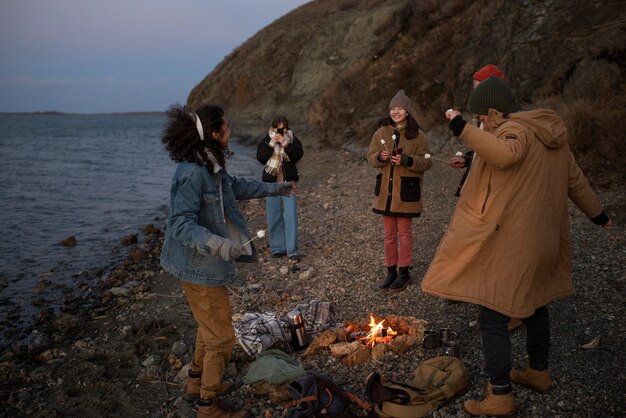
188, 0, 625, 174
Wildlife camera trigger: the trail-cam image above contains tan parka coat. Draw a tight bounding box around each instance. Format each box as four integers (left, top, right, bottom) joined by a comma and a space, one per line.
367, 125, 432, 217
421, 109, 604, 318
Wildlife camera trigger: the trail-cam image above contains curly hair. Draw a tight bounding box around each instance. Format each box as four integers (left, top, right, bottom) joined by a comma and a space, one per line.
377, 113, 421, 139
161, 103, 226, 169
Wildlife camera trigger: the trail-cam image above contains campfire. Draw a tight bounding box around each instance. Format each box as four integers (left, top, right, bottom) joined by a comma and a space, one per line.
303, 314, 427, 367
350, 315, 398, 347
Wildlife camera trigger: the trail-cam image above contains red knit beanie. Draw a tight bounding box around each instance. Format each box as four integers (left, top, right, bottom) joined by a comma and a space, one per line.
472, 64, 505, 82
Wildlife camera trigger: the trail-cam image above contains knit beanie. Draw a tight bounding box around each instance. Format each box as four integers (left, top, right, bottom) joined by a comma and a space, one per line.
389, 90, 413, 114
468, 76, 521, 115
473, 64, 505, 82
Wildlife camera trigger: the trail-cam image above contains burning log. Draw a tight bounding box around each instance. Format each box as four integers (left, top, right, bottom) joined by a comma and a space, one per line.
348, 329, 388, 341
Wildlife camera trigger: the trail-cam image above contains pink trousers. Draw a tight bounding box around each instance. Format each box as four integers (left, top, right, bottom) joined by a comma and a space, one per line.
383, 215, 413, 268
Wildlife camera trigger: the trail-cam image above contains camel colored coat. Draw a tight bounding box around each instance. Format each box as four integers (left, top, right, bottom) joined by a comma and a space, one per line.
421, 109, 604, 318
367, 125, 432, 217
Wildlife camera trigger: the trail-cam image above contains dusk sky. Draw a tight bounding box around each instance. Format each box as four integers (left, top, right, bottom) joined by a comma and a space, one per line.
0, 0, 310, 113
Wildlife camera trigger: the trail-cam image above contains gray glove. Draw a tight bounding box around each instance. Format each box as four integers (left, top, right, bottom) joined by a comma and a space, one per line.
218, 239, 243, 261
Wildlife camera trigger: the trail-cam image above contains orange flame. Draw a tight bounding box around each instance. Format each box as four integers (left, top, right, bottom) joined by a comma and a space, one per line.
364, 315, 397, 347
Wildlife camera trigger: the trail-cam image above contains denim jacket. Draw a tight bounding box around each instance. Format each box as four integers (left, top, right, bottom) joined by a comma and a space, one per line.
160, 161, 286, 285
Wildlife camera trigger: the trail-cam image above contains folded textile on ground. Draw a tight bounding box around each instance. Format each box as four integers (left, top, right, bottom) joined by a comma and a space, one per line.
233, 300, 335, 356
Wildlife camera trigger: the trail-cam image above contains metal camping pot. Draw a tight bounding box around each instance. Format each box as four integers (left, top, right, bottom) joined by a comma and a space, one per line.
439, 327, 458, 344
442, 340, 461, 357
287, 309, 308, 350
422, 329, 440, 349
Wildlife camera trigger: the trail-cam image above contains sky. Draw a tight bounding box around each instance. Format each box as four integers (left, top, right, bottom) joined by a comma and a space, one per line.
0, 0, 311, 113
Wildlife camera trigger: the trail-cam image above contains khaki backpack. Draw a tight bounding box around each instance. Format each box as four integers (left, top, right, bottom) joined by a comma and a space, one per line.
365, 356, 471, 418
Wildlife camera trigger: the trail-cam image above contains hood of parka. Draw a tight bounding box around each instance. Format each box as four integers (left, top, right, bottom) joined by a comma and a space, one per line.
485, 108, 569, 150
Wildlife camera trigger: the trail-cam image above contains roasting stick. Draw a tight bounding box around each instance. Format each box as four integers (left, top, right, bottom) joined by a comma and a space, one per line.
226, 286, 243, 303
243, 229, 266, 247
226, 230, 266, 304
425, 151, 470, 164
424, 153, 451, 163
379, 139, 389, 153
455, 151, 472, 160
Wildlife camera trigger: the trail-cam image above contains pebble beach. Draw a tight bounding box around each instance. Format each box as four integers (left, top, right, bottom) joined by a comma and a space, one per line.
1, 144, 624, 418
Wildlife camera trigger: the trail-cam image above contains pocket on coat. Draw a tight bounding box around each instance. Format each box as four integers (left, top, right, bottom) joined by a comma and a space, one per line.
438, 209, 498, 262
400, 177, 421, 202
374, 173, 382, 196
202, 192, 225, 224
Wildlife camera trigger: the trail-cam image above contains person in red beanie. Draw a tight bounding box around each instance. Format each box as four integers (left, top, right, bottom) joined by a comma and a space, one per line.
472, 63, 505, 87
425, 76, 612, 417
450, 64, 506, 172
450, 64, 507, 175
449, 64, 524, 334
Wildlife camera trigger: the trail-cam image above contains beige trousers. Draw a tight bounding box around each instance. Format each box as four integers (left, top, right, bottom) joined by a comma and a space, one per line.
180, 281, 236, 399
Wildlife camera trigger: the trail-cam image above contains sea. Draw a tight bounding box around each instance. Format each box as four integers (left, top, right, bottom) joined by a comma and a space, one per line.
0, 113, 259, 337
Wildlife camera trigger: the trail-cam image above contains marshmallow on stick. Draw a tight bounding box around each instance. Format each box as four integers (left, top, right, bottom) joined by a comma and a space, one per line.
243, 230, 266, 247
424, 153, 450, 163
445, 108, 455, 118
379, 139, 389, 153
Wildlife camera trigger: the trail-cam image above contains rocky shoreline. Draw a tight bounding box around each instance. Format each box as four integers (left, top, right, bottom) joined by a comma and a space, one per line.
1, 145, 624, 417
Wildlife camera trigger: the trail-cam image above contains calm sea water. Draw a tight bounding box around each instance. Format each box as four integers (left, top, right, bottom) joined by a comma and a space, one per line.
0, 113, 258, 328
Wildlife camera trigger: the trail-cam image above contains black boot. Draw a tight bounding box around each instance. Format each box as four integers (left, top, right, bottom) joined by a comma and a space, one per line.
379, 265, 397, 289
389, 266, 410, 291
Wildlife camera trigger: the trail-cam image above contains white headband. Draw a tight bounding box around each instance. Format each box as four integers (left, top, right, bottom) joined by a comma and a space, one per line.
191, 112, 204, 141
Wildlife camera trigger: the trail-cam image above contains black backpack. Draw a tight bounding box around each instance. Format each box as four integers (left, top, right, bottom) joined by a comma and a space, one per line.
285, 372, 369, 418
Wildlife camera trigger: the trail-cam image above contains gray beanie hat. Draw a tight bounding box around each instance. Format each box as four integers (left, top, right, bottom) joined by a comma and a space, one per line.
469, 76, 521, 115
389, 90, 413, 114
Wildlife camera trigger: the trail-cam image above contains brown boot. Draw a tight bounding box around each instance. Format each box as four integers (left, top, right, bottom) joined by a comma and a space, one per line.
184, 369, 236, 401
507, 318, 523, 333
510, 367, 553, 394
184, 369, 202, 401
197, 398, 250, 418
463, 384, 516, 417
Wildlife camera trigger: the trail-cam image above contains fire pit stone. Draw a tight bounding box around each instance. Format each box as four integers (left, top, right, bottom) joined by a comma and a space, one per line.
341, 343, 370, 367
304, 314, 428, 366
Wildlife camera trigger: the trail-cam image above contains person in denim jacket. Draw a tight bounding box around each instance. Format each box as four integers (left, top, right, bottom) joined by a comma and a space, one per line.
160, 104, 293, 418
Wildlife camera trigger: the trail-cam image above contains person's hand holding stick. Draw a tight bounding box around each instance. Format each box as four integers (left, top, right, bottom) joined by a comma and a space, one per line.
379, 139, 390, 161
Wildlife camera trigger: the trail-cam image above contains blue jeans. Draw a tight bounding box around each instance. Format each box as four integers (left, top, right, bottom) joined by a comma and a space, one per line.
266, 194, 298, 256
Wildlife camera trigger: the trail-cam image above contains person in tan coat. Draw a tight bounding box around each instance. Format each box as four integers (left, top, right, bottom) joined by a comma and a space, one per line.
367, 90, 432, 291
449, 64, 523, 334
421, 77, 611, 417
